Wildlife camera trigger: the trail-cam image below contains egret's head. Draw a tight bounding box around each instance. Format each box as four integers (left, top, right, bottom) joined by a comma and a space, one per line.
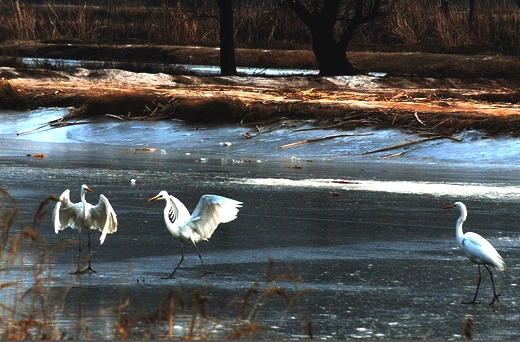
148, 190, 169, 203
81, 184, 93, 193
442, 201, 465, 211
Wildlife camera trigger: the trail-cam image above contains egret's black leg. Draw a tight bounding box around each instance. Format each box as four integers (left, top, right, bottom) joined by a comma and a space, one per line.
70, 230, 84, 275
78, 228, 97, 274
484, 265, 501, 305
162, 244, 185, 279
462, 265, 482, 305
192, 241, 214, 277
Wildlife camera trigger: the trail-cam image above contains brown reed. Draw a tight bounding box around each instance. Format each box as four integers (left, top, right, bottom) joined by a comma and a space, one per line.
0, 1, 518, 51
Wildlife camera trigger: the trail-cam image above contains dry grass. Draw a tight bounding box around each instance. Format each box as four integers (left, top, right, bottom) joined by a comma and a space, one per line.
226, 257, 312, 340
0, 1, 518, 53
0, 188, 63, 339
66, 95, 520, 138
4, 74, 520, 138
351, 51, 520, 79
0, 79, 26, 109
163, 96, 247, 123
62, 91, 164, 121
56, 92, 520, 138
112, 257, 313, 340
61, 93, 247, 123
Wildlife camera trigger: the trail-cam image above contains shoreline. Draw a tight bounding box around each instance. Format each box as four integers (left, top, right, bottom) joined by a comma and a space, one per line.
2, 66, 520, 138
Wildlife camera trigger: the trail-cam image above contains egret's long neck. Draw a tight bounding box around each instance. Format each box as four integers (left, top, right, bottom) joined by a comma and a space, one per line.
80, 189, 88, 218
455, 206, 467, 247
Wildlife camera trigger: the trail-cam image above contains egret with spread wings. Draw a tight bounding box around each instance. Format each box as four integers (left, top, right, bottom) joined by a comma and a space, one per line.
53, 184, 118, 274
148, 191, 242, 279
443, 201, 505, 305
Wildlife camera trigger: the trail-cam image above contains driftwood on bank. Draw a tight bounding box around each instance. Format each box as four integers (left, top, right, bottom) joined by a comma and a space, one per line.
15, 119, 94, 136
15, 123, 50, 136
276, 133, 373, 149
362, 135, 451, 155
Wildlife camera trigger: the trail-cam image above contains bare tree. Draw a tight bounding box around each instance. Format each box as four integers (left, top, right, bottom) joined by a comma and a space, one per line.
285, 0, 388, 76
440, 0, 449, 15
468, 0, 476, 26
216, 0, 237, 76
172, 0, 237, 76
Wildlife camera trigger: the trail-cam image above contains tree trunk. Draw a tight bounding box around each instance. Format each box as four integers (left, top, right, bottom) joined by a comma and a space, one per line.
468, 0, 476, 26
285, 0, 378, 76
216, 0, 237, 76
440, 0, 449, 15
310, 23, 360, 76
312, 39, 359, 76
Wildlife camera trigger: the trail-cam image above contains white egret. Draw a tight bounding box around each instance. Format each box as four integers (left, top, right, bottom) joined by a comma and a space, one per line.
53, 184, 118, 274
148, 191, 242, 279
443, 201, 505, 305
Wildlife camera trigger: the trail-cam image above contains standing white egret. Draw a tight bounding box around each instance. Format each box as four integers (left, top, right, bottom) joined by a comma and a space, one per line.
443, 201, 505, 305
148, 191, 242, 279
53, 184, 118, 274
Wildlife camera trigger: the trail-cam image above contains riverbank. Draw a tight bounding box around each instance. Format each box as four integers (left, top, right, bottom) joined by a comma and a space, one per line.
1, 43, 520, 137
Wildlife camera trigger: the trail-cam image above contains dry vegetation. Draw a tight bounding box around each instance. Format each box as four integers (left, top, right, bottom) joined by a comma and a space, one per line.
2, 63, 520, 138
0, 1, 519, 51
0, 189, 63, 339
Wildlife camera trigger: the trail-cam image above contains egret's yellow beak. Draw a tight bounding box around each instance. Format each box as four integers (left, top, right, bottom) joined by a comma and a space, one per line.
148, 194, 161, 202
442, 204, 455, 210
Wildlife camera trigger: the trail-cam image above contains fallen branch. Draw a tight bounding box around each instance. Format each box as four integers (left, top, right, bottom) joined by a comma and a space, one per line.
16, 123, 50, 136
276, 133, 372, 149
292, 121, 361, 132
381, 151, 406, 158
363, 136, 447, 155
414, 112, 425, 125
50, 120, 95, 128
105, 113, 126, 120
242, 125, 275, 139
16, 118, 94, 135
292, 124, 343, 132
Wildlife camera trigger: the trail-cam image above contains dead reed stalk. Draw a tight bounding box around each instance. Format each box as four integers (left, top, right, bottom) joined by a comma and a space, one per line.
227, 257, 312, 340
0, 188, 64, 339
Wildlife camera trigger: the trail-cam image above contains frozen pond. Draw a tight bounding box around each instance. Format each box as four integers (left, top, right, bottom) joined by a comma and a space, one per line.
1, 108, 520, 339
21, 57, 321, 76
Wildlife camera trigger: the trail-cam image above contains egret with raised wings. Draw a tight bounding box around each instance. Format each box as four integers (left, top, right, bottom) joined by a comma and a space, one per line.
148, 191, 242, 279
53, 184, 118, 274
443, 201, 505, 305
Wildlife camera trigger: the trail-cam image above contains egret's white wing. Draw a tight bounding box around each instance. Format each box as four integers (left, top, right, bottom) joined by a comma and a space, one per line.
188, 195, 242, 240
90, 194, 118, 244
168, 195, 192, 225
53, 189, 82, 233
462, 232, 505, 271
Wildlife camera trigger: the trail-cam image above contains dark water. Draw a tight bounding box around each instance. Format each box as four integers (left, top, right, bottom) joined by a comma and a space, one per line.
2, 110, 520, 339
